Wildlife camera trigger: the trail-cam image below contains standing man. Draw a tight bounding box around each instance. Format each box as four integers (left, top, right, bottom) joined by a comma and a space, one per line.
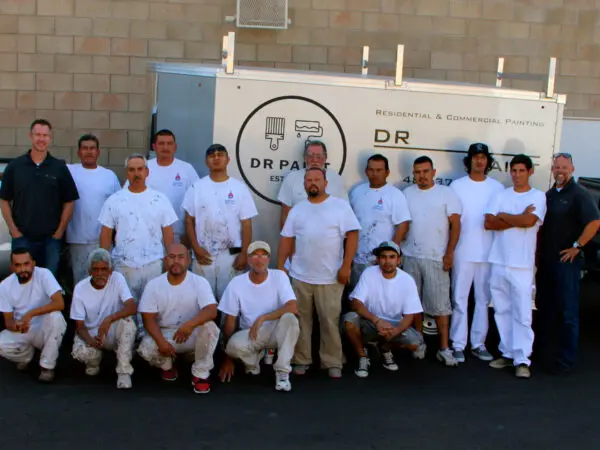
343, 241, 424, 378
350, 154, 411, 286
278, 140, 348, 230
536, 153, 600, 374
138, 244, 220, 395
0, 248, 67, 383
99, 154, 178, 306
402, 156, 461, 366
70, 248, 137, 390
485, 154, 547, 379
67, 134, 121, 284
0, 119, 79, 277
218, 241, 299, 392
183, 144, 258, 301
449, 143, 504, 363
129, 130, 199, 244
278, 167, 360, 378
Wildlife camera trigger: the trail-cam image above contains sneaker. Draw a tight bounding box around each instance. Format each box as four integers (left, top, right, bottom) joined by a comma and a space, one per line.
471, 346, 493, 361
293, 364, 309, 375
412, 342, 427, 360
453, 349, 466, 363
117, 374, 132, 389
38, 368, 55, 383
381, 351, 399, 371
436, 348, 458, 367
515, 364, 531, 379
245, 365, 260, 375
489, 357, 513, 369
161, 368, 179, 381
192, 376, 211, 394
354, 356, 370, 378
275, 371, 291, 392
264, 348, 275, 365
85, 365, 101, 376
328, 367, 342, 379
16, 362, 29, 372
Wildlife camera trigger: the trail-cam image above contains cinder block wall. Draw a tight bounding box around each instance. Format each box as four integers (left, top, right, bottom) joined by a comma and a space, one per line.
1, 0, 599, 176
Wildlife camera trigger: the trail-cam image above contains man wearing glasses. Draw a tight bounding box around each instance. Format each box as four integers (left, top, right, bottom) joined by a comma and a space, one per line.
536, 153, 600, 374
277, 141, 348, 230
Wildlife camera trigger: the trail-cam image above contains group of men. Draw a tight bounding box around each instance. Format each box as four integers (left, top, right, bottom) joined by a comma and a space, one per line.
0, 119, 597, 394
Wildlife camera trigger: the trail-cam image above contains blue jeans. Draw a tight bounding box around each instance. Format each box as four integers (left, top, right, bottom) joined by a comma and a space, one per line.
11, 236, 62, 278
535, 258, 583, 369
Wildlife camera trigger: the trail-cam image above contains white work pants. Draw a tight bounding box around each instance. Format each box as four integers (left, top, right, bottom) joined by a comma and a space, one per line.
69, 243, 98, 285
192, 251, 241, 301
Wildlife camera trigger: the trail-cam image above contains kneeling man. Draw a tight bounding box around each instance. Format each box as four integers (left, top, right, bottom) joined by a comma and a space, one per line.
219, 241, 299, 392
138, 243, 219, 394
343, 241, 424, 378
0, 248, 67, 383
70, 248, 137, 389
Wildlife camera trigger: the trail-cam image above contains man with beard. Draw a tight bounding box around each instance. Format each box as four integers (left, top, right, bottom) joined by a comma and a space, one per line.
402, 156, 462, 366
70, 248, 137, 389
99, 154, 177, 317
343, 241, 424, 378
449, 144, 504, 363
67, 134, 121, 284
0, 119, 79, 277
183, 144, 258, 301
277, 140, 348, 229
485, 154, 547, 379
138, 243, 220, 394
0, 248, 67, 383
218, 241, 299, 391
536, 153, 600, 374
278, 167, 360, 378
127, 130, 199, 244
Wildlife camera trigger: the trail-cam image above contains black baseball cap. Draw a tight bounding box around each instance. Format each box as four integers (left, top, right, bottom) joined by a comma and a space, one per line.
206, 143, 228, 156
467, 143, 490, 157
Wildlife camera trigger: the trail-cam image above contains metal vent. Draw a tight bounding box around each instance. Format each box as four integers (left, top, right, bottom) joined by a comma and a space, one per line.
236, 0, 289, 30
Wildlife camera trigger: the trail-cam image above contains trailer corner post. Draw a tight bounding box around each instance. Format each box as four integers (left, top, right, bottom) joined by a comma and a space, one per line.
496, 57, 505, 88
223, 32, 236, 75
361, 46, 369, 77
547, 57, 557, 99
395, 44, 404, 86
221, 35, 229, 68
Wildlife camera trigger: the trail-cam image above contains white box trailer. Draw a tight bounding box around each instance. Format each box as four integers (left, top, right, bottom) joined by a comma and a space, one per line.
147, 36, 566, 254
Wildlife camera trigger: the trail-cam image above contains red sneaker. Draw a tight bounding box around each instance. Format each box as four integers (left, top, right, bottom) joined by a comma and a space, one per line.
192, 376, 211, 394
161, 368, 178, 382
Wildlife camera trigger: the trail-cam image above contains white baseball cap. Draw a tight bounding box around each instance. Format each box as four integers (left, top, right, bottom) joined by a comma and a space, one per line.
247, 240, 271, 255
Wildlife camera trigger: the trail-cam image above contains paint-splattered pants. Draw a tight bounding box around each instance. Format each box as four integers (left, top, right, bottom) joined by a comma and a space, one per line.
117, 260, 163, 328
0, 311, 66, 370
225, 313, 300, 374
191, 251, 241, 301
69, 243, 98, 285
137, 322, 220, 379
71, 317, 136, 375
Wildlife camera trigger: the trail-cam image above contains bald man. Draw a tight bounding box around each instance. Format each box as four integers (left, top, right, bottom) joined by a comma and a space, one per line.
138, 244, 220, 395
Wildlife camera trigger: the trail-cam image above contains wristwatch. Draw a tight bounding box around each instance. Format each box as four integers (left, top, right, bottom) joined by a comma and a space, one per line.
573, 241, 581, 249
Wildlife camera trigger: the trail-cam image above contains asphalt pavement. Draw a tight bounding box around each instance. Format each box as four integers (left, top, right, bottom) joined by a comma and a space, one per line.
2, 276, 600, 450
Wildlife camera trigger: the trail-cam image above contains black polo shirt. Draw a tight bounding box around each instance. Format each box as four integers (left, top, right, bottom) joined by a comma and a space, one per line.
538, 178, 600, 262
0, 150, 79, 240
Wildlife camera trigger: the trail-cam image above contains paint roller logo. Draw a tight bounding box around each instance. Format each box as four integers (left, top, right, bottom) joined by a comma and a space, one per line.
295, 120, 323, 145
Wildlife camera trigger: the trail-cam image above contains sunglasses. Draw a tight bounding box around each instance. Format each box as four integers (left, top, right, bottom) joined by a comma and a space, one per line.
553, 152, 572, 160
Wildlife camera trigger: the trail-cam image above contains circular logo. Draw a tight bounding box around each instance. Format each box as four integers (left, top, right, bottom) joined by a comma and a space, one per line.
236, 96, 347, 205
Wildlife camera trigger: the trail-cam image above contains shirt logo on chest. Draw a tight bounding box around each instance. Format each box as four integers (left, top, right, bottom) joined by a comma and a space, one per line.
173, 173, 183, 187
374, 197, 384, 210
225, 190, 235, 205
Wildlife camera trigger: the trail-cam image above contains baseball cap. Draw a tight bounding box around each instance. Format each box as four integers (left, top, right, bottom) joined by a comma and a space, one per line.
467, 143, 490, 157
372, 241, 402, 257
247, 240, 271, 255
206, 143, 228, 156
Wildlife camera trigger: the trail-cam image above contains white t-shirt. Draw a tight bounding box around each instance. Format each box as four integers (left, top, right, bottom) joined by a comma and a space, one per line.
69, 271, 133, 335
281, 196, 361, 284
98, 188, 178, 268
401, 184, 462, 262
66, 164, 121, 244
0, 267, 62, 328
138, 272, 216, 329
350, 183, 411, 264
218, 269, 296, 330
277, 168, 348, 207
181, 176, 258, 255
126, 158, 199, 237
350, 266, 423, 323
450, 176, 505, 263
486, 187, 547, 269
